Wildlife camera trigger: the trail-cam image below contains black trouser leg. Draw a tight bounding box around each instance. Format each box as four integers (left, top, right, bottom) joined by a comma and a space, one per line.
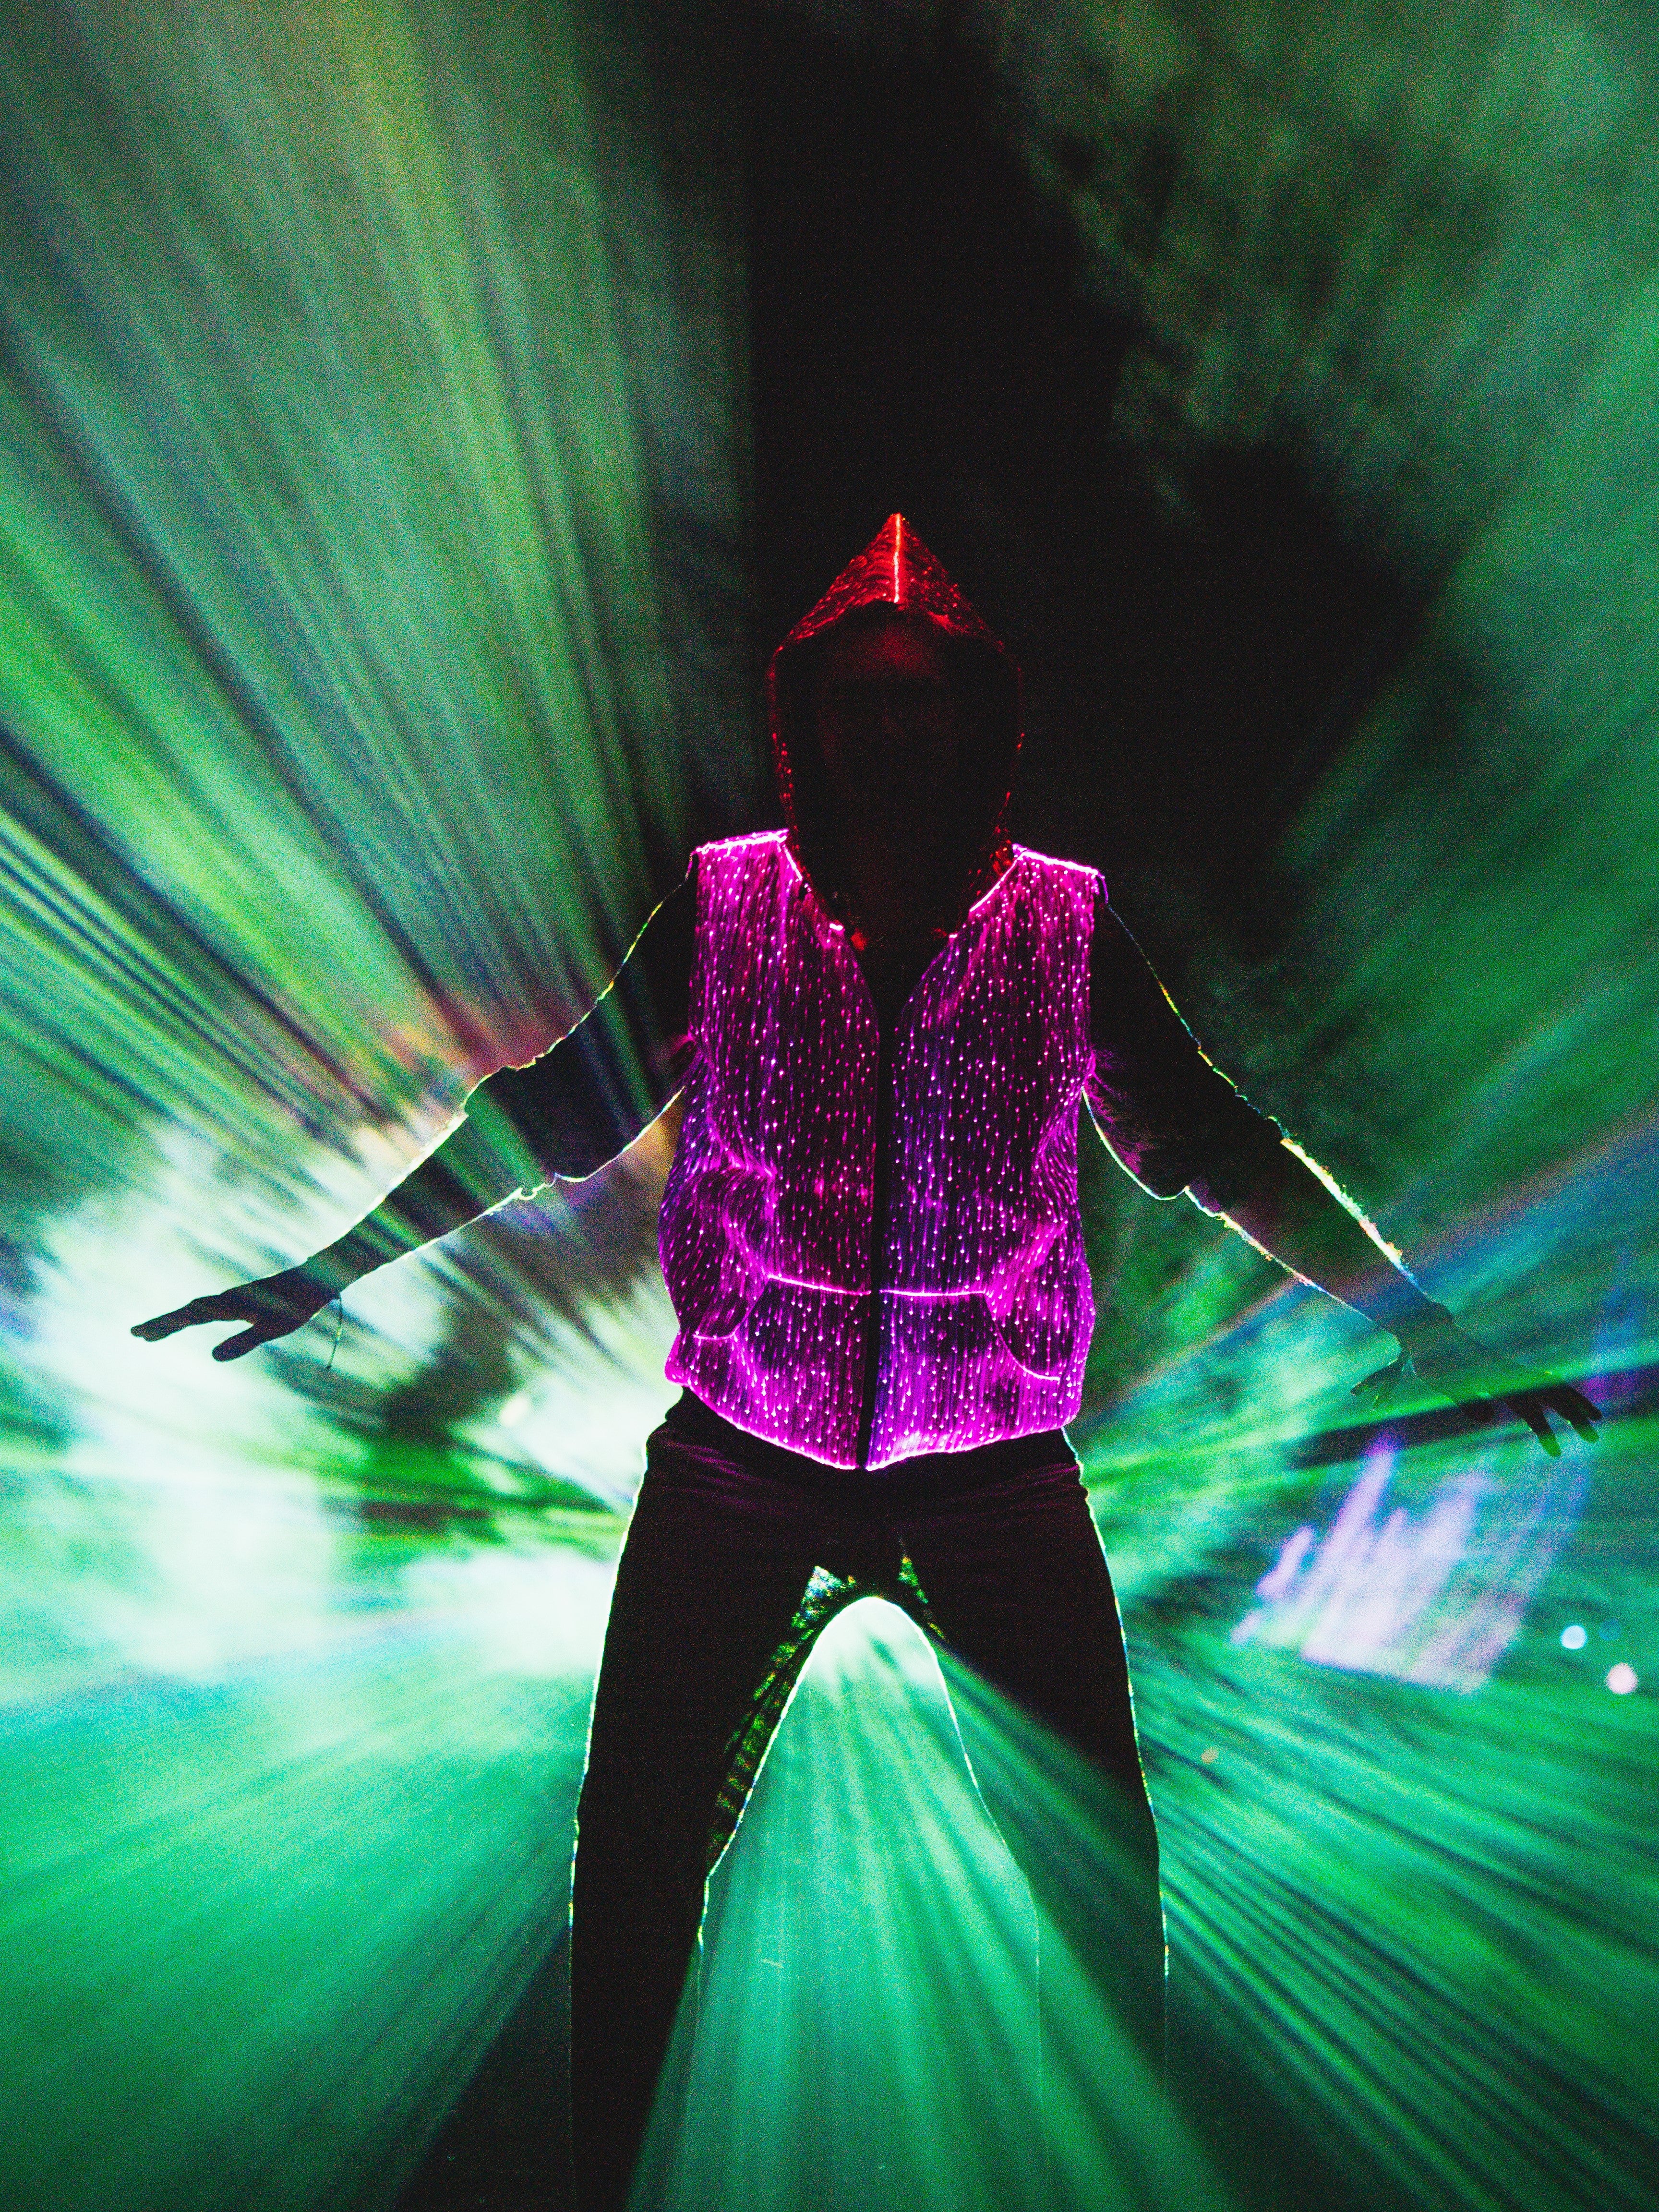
569, 1436, 819, 2212
897, 1459, 1165, 2075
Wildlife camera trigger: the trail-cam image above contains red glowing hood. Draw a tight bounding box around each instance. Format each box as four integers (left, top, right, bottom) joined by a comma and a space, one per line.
765, 514, 1022, 925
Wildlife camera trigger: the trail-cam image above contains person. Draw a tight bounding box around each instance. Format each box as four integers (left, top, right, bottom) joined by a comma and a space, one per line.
134, 515, 1598, 2209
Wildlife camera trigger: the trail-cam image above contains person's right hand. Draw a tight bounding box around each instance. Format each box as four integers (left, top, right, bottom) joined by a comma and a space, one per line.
1353, 1312, 1600, 1459
131, 1267, 337, 1360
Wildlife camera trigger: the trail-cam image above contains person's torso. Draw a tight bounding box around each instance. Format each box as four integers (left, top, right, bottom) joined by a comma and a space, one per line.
657, 831, 1101, 1468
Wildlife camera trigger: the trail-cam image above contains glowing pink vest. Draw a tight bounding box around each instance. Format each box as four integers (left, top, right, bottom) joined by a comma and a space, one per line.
659, 832, 1100, 1468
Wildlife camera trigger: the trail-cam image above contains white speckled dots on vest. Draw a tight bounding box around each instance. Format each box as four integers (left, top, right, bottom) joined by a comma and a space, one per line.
658, 832, 1101, 1469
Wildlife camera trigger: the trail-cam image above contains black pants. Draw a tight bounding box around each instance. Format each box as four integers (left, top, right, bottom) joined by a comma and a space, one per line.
569, 1393, 1162, 2211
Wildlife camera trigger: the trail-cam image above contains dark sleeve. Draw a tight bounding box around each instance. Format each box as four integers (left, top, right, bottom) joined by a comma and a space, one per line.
1085, 886, 1285, 1207
463, 861, 697, 1184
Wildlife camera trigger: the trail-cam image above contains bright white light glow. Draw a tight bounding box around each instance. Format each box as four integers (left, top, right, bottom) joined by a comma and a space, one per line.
1233, 1438, 1586, 1689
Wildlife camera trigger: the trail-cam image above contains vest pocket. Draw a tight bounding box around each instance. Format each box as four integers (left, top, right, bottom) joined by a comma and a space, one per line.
682, 1268, 759, 1341
985, 1289, 1083, 1380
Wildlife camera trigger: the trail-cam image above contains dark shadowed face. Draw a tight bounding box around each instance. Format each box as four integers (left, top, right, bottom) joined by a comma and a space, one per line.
812, 613, 965, 834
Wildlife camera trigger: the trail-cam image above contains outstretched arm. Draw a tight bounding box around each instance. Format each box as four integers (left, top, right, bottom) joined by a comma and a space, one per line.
1204, 1140, 1598, 1455
133, 866, 697, 1360
1086, 893, 1598, 1455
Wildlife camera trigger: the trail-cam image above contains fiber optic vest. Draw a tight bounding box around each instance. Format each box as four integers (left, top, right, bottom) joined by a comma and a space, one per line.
659, 830, 1101, 1467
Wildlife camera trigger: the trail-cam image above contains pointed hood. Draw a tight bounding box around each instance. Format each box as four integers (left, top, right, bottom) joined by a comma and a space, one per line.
766, 515, 1022, 931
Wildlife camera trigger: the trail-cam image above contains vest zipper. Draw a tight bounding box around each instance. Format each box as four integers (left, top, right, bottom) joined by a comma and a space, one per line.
854, 1020, 894, 1469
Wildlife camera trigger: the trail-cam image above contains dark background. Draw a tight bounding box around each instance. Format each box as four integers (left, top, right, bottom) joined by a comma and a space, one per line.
742, 12, 1416, 984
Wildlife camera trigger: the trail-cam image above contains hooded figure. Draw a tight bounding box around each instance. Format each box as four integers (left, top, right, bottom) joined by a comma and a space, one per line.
765, 509, 1022, 940
136, 518, 1597, 2212
551, 522, 1192, 2207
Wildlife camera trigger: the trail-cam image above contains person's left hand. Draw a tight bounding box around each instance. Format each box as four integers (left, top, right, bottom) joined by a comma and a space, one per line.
1354, 1313, 1600, 1458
